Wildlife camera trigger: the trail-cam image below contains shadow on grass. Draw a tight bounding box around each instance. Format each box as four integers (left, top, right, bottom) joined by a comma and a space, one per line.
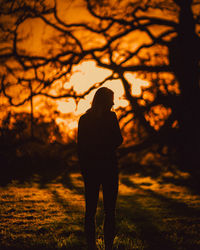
118, 176, 200, 250
1, 158, 200, 250
160, 175, 200, 196
58, 171, 85, 195
120, 176, 200, 217
50, 189, 84, 215
120, 159, 200, 196
48, 188, 86, 249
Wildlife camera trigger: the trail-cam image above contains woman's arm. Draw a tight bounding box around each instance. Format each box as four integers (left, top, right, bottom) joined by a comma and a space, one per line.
111, 112, 123, 148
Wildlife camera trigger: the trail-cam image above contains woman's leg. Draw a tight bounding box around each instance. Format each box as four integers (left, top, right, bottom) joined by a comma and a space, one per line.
102, 169, 119, 250
84, 173, 100, 250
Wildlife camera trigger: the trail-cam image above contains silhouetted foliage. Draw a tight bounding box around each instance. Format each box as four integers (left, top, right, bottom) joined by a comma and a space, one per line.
0, 112, 78, 185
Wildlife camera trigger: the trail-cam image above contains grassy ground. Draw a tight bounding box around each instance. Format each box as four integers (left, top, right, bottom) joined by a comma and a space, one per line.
0, 170, 200, 250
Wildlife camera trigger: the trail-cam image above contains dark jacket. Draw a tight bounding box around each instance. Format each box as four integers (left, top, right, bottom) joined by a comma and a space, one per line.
77, 110, 123, 171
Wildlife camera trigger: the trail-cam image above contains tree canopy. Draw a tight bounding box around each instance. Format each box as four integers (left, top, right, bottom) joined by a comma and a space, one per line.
1, 0, 200, 167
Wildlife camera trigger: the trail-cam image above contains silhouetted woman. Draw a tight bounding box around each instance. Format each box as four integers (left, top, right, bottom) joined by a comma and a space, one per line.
77, 87, 123, 250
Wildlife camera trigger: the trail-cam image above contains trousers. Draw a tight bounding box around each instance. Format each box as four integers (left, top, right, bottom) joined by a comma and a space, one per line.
82, 162, 118, 250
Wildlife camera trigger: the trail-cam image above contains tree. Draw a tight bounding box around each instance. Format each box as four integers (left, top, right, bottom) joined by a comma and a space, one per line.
1, 0, 200, 172
168, 0, 200, 172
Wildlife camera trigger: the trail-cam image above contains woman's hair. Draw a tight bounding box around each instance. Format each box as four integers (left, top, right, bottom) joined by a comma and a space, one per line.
91, 87, 114, 111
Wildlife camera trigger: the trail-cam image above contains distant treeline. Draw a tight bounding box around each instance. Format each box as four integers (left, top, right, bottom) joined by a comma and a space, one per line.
0, 112, 78, 185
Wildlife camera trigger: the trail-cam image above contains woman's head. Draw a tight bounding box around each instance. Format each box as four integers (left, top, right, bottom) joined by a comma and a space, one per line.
91, 87, 114, 112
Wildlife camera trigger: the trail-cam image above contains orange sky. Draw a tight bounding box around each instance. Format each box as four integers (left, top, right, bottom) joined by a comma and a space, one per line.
53, 60, 150, 133
0, 0, 180, 138
56, 61, 150, 115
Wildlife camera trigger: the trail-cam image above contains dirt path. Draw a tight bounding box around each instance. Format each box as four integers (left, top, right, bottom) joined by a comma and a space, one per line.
0, 172, 200, 249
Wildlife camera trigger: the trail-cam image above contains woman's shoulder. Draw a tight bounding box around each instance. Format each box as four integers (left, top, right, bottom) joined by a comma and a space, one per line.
79, 110, 94, 124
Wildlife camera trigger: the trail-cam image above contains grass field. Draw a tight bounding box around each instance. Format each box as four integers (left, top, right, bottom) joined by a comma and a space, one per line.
0, 170, 200, 250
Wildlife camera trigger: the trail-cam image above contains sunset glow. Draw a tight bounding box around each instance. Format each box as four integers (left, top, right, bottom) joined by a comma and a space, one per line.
56, 61, 150, 116
2, 0, 199, 248
125, 73, 150, 96
57, 99, 76, 114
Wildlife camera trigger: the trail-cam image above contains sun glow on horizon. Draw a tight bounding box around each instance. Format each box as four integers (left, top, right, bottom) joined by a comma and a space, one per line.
56, 61, 150, 118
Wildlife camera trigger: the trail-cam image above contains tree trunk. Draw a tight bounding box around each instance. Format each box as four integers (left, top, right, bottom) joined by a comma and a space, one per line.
29, 81, 34, 138
171, 0, 200, 174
